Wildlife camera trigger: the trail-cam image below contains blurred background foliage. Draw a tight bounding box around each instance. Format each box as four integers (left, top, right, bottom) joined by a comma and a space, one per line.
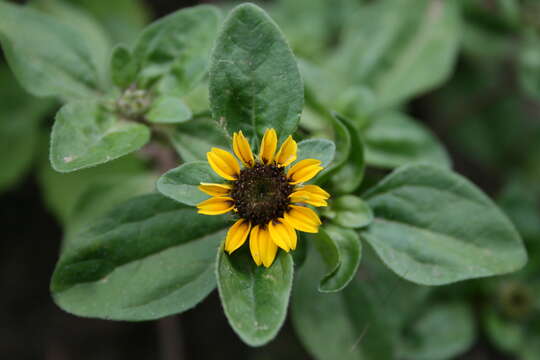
1, 0, 539, 359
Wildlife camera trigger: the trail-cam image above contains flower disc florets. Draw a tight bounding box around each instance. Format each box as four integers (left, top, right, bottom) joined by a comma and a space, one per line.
232, 163, 293, 226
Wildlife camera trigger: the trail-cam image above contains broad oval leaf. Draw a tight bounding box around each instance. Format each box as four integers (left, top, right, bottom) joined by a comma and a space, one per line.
51, 194, 230, 320
157, 161, 223, 206
292, 244, 394, 360
50, 100, 150, 172
296, 139, 335, 168
362, 164, 528, 285
217, 248, 294, 346
209, 3, 303, 142
133, 5, 221, 96
364, 112, 451, 169
319, 225, 362, 293
0, 2, 101, 101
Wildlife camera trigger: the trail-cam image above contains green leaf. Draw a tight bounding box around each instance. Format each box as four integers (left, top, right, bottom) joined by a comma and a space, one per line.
362, 164, 528, 285
484, 308, 524, 353
0, 67, 54, 192
217, 248, 294, 346
0, 2, 101, 101
331, 114, 365, 193
30, 0, 112, 89
157, 161, 223, 206
328, 195, 373, 229
400, 302, 475, 360
209, 3, 303, 142
146, 96, 192, 124
133, 5, 221, 96
319, 225, 362, 293
168, 118, 230, 162
312, 230, 340, 284
51, 194, 229, 320
292, 244, 394, 360
296, 139, 335, 168
331, 0, 461, 110
110, 44, 138, 89
364, 112, 451, 169
50, 100, 150, 172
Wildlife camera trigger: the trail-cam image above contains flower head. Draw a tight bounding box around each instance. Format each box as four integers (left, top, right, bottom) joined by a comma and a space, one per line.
197, 129, 330, 267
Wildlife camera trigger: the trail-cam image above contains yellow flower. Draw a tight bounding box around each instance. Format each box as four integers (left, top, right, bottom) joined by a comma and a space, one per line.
197, 129, 330, 267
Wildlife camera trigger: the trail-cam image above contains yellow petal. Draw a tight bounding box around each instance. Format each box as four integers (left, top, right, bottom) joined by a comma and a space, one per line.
259, 128, 277, 165
284, 205, 322, 233
298, 185, 330, 199
287, 159, 323, 184
275, 135, 297, 167
249, 225, 262, 266
233, 131, 254, 167
290, 190, 328, 207
259, 226, 278, 268
225, 219, 251, 254
197, 197, 235, 215
268, 221, 290, 251
207, 148, 240, 181
198, 183, 232, 197
268, 219, 297, 251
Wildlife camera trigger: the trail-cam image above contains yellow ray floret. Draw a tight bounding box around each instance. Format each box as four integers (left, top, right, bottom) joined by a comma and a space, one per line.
233, 131, 254, 167
287, 159, 323, 184
259, 128, 277, 165
249, 225, 278, 268
289, 184, 330, 207
198, 183, 232, 197
207, 148, 240, 181
275, 135, 297, 167
268, 219, 297, 251
225, 219, 251, 253
284, 205, 322, 233
197, 197, 235, 215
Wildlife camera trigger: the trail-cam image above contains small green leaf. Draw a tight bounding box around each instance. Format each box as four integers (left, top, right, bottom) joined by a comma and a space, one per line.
292, 244, 394, 360
110, 44, 138, 89
217, 248, 294, 346
362, 164, 528, 285
364, 112, 451, 169
52, 194, 228, 320
209, 3, 303, 142
312, 230, 340, 283
319, 225, 362, 293
0, 2, 101, 101
296, 139, 335, 168
331, 114, 365, 193
133, 5, 221, 95
484, 308, 524, 354
168, 118, 229, 162
329, 195, 373, 229
146, 96, 192, 124
50, 100, 150, 172
157, 161, 223, 206
400, 302, 475, 360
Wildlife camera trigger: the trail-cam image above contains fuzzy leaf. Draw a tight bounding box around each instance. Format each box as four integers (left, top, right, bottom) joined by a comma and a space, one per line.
217, 248, 294, 346
363, 164, 528, 285
146, 96, 192, 124
51, 194, 229, 320
50, 100, 150, 172
209, 3, 303, 142
296, 139, 335, 168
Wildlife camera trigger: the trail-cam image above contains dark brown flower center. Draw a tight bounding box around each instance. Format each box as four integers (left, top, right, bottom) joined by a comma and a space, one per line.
231, 163, 293, 226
